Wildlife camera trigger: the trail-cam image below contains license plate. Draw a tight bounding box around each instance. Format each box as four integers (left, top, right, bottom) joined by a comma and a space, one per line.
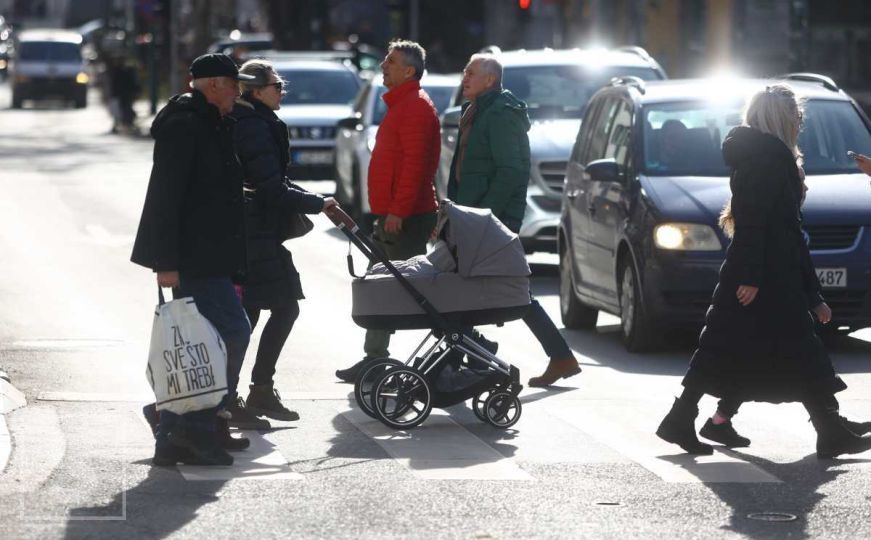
293, 150, 333, 165
816, 267, 847, 288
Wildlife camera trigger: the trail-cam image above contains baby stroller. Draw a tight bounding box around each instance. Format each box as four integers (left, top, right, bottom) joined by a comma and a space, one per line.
327, 201, 531, 430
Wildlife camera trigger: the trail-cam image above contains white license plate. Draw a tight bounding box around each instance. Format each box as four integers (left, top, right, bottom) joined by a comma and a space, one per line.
294, 150, 333, 165
816, 267, 847, 288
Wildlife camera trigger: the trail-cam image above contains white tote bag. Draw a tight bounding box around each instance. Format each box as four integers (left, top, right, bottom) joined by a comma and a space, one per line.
145, 289, 228, 414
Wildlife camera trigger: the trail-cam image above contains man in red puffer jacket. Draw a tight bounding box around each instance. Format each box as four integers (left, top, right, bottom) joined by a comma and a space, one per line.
336, 40, 440, 382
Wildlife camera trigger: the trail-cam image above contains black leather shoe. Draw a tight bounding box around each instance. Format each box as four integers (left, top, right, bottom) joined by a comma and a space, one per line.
699, 418, 751, 447
336, 358, 376, 383
152, 443, 195, 466
217, 417, 250, 451
813, 411, 871, 459
842, 416, 871, 436
168, 427, 234, 466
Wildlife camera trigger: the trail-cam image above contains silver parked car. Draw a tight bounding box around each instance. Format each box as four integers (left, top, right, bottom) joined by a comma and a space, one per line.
437, 47, 666, 253
272, 59, 362, 180
334, 73, 459, 219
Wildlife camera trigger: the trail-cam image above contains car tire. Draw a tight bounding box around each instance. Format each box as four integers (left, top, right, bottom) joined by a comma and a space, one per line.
74, 95, 87, 109
618, 257, 659, 352
11, 92, 22, 109
559, 247, 598, 329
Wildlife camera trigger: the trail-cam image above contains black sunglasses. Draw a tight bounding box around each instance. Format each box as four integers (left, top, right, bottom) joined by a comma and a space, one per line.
266, 81, 285, 91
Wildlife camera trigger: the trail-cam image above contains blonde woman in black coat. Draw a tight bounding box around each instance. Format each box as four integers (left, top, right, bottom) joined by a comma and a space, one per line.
230, 59, 337, 428
656, 84, 871, 459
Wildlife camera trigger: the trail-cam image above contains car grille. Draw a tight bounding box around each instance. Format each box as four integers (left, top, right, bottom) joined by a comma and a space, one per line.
538, 161, 568, 193
288, 126, 337, 140
805, 225, 861, 251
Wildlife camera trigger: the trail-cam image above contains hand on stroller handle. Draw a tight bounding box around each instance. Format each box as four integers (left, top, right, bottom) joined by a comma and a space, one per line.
324, 205, 357, 230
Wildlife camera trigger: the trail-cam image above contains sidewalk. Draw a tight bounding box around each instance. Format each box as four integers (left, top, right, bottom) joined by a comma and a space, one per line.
0, 369, 27, 474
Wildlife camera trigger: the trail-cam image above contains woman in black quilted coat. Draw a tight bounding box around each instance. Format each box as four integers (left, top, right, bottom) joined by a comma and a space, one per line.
656, 84, 871, 459
230, 59, 337, 427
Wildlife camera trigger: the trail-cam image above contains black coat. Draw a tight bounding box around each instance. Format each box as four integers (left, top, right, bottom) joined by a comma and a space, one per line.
230, 98, 324, 308
131, 91, 246, 278
682, 126, 846, 402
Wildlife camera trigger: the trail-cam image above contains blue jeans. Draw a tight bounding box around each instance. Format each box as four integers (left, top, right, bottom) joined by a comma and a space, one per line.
156, 276, 251, 447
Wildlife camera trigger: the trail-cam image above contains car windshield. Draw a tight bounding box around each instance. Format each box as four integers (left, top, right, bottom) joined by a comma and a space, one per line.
502, 65, 661, 120
18, 41, 81, 62
278, 69, 360, 105
372, 84, 455, 124
642, 99, 871, 176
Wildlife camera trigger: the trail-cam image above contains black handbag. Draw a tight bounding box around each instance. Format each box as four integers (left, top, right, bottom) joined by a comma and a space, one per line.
281, 212, 314, 240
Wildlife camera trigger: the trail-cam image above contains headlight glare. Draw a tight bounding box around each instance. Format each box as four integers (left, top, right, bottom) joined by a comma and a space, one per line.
654, 223, 721, 251
76, 72, 89, 84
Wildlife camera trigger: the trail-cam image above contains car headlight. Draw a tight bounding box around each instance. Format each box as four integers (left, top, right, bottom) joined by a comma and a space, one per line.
654, 223, 722, 251
76, 72, 89, 84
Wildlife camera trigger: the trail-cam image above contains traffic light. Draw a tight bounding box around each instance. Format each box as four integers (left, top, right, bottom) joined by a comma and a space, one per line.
518, 0, 531, 9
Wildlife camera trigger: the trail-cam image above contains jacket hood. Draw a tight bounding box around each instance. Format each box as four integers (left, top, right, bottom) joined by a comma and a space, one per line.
722, 126, 794, 169
150, 91, 222, 137
474, 89, 531, 131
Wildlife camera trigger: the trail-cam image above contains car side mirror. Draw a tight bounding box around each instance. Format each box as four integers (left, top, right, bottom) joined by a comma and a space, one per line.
337, 113, 362, 131
441, 106, 462, 128
586, 158, 623, 183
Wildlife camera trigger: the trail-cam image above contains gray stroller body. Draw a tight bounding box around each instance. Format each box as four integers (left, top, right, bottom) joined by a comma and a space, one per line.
328, 201, 529, 430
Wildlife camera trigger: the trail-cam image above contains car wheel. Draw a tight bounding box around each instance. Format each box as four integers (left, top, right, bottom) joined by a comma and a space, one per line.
560, 247, 598, 329
619, 258, 659, 352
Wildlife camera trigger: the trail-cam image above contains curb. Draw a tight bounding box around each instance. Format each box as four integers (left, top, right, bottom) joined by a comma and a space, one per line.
0, 371, 26, 475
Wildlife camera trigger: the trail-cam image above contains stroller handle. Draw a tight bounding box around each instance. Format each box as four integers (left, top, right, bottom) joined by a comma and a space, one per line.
325, 206, 358, 231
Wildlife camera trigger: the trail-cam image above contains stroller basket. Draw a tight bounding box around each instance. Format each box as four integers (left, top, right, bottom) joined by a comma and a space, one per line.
326, 201, 529, 430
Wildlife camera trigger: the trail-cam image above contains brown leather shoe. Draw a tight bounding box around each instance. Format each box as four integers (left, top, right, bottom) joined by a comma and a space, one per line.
528, 356, 582, 387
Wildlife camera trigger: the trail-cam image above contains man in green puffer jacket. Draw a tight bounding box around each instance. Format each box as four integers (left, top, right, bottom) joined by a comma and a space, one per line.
447, 53, 581, 388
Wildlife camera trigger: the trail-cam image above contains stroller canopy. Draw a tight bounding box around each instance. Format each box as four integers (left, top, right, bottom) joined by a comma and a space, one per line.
438, 201, 531, 278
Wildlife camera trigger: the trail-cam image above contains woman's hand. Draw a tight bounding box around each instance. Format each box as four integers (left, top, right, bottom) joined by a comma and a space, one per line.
321, 196, 338, 212
813, 302, 832, 324
736, 285, 758, 306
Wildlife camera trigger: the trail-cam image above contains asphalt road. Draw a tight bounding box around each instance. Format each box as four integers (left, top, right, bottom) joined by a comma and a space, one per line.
2, 82, 871, 540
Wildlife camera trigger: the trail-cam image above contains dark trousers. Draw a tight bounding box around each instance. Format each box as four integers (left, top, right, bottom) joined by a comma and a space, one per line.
244, 300, 300, 385
363, 211, 437, 359
156, 276, 251, 448
523, 296, 573, 360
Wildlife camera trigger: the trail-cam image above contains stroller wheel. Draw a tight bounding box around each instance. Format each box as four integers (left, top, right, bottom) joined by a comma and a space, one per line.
472, 390, 492, 422
371, 367, 433, 430
354, 358, 403, 419
483, 391, 522, 429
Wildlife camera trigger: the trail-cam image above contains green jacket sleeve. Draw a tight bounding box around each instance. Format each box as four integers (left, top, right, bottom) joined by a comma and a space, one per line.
480, 108, 529, 216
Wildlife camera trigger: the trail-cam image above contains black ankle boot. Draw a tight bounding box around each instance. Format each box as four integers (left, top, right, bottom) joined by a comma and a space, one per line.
812, 411, 871, 459
217, 418, 250, 451
699, 418, 751, 447
656, 398, 714, 455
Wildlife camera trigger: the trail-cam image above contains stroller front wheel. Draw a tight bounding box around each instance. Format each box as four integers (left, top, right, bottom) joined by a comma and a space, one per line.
354, 358, 404, 419
371, 367, 433, 429
483, 391, 522, 429
472, 390, 493, 422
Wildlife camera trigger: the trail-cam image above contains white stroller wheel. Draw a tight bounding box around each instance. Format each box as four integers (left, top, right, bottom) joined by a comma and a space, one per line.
483, 391, 522, 429
371, 367, 433, 429
354, 358, 403, 419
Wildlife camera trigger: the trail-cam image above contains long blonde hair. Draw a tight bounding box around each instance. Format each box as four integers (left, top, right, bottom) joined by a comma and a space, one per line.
719, 84, 804, 237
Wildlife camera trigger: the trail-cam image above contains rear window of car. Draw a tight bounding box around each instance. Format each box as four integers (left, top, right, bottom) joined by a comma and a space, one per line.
642, 99, 871, 176
501, 65, 662, 121
18, 41, 81, 62
278, 69, 360, 105
372, 84, 455, 124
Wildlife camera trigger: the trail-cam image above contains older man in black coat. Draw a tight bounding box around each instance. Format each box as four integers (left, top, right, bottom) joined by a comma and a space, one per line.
132, 54, 255, 466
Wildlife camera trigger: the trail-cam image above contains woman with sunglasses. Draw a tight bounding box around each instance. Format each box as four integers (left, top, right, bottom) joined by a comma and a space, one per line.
229, 59, 338, 429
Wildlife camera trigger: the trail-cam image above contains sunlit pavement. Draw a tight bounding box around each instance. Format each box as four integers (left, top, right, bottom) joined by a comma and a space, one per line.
2, 81, 871, 539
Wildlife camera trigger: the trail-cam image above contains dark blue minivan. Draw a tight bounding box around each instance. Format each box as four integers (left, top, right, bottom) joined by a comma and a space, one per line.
558, 75, 871, 352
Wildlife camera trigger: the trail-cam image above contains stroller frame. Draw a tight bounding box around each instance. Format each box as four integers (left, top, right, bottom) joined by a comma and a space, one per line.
327, 206, 524, 430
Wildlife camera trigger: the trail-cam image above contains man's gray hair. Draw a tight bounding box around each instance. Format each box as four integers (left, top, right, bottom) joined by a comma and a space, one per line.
469, 53, 503, 86
388, 39, 426, 80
